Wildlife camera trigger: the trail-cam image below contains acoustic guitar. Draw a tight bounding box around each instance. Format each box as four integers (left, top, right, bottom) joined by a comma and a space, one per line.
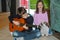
9, 18, 40, 32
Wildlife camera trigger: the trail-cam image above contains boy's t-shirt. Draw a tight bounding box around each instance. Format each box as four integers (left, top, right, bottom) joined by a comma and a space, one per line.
8, 14, 34, 32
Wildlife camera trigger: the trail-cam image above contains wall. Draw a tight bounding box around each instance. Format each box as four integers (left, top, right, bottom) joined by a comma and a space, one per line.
0, 0, 2, 12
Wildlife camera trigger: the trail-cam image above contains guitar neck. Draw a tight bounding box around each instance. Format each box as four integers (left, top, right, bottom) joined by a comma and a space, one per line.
20, 23, 37, 27
20, 23, 40, 29
26, 24, 37, 28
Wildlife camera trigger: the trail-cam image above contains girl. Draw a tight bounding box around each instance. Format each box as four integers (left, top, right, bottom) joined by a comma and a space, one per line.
34, 0, 50, 36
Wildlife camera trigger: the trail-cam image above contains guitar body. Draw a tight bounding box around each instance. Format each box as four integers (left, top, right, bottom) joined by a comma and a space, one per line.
9, 18, 40, 32
9, 18, 26, 32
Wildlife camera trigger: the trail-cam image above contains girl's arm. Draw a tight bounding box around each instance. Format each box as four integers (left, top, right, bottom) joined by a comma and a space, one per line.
33, 13, 39, 25
33, 14, 37, 25
45, 12, 49, 23
44, 11, 49, 27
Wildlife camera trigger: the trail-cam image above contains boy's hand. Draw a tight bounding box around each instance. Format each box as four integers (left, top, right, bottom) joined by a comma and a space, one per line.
12, 21, 20, 26
23, 24, 28, 30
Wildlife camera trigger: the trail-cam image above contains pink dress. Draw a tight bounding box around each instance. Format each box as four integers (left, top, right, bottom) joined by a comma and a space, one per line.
34, 12, 48, 25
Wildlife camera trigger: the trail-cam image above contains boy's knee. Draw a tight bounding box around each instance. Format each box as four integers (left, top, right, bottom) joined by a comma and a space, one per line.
13, 32, 19, 37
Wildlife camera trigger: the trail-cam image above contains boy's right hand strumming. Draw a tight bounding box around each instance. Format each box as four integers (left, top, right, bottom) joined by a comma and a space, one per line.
12, 21, 28, 30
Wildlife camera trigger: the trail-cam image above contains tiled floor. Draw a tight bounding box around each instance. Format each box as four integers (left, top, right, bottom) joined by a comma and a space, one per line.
33, 36, 59, 40
53, 31, 60, 40
0, 12, 9, 29
0, 26, 59, 40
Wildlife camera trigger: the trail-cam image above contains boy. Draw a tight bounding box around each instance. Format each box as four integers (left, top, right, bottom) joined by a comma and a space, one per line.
9, 7, 36, 40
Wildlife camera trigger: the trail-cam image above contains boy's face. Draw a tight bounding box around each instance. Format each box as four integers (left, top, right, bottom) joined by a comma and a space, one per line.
17, 10, 25, 15
17, 11, 22, 15
22, 13, 28, 19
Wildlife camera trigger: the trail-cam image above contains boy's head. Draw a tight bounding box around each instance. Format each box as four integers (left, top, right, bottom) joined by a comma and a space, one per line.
17, 7, 27, 15
17, 7, 29, 19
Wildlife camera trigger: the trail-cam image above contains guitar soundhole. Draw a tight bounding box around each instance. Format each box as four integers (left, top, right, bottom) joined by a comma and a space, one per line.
12, 26, 13, 28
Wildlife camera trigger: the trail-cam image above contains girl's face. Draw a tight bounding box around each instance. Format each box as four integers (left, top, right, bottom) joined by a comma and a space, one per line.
38, 2, 43, 10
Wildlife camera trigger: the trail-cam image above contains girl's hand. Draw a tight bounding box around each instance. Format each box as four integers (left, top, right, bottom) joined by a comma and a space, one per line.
40, 21, 49, 27
44, 22, 49, 27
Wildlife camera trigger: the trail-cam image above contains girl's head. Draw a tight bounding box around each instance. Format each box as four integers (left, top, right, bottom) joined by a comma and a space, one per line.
17, 7, 27, 15
36, 0, 45, 13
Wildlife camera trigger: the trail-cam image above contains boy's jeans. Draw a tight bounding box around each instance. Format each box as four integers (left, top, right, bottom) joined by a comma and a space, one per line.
13, 29, 41, 40
32, 29, 41, 38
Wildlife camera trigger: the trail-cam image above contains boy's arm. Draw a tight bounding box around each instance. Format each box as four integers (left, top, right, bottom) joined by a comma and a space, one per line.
8, 15, 13, 23
27, 16, 34, 24
8, 15, 18, 23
